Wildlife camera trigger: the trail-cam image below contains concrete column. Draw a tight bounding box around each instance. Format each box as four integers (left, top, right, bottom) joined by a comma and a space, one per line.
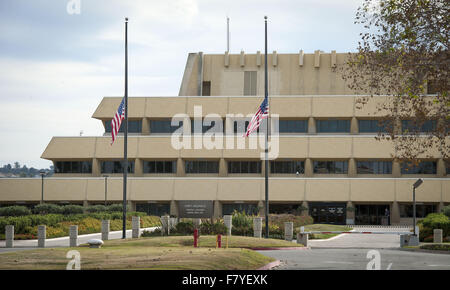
134, 159, 143, 177
437, 159, 446, 177
170, 200, 178, 217
160, 216, 170, 236
284, 222, 294, 241
253, 217, 262, 238
258, 200, 265, 217
223, 215, 232, 236
142, 117, 150, 135
92, 158, 101, 177
348, 158, 357, 177
391, 201, 400, 224
83, 200, 89, 208
69, 225, 78, 247
213, 200, 222, 219
176, 158, 185, 177
132, 216, 140, 238
304, 158, 314, 177
128, 201, 135, 212
5, 225, 14, 248
308, 117, 316, 134
38, 225, 46, 248
350, 117, 359, 134
346, 201, 355, 225
301, 201, 309, 216
219, 159, 227, 177
392, 161, 402, 177
297, 233, 308, 247
433, 229, 443, 243
437, 201, 445, 213
101, 220, 110, 241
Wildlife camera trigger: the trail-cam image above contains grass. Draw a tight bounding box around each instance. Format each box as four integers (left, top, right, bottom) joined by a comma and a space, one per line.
0, 235, 301, 270
301, 224, 353, 240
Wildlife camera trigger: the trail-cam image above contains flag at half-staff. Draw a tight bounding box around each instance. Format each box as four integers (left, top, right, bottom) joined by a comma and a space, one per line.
244, 96, 269, 137
110, 97, 125, 145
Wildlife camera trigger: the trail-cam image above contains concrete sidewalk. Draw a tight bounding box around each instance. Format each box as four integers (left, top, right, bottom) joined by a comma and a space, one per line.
0, 227, 159, 253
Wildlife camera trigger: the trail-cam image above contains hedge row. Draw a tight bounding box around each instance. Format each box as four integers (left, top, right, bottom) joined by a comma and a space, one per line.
0, 204, 131, 217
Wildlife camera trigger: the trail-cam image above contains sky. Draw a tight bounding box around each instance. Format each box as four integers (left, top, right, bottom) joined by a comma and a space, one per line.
0, 0, 365, 169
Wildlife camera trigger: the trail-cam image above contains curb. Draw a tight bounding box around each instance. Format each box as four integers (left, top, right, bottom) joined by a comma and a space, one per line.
249, 246, 309, 251
399, 248, 450, 255
257, 260, 281, 270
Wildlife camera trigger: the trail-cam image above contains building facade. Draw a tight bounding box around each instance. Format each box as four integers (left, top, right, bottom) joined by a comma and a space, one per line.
1, 51, 449, 225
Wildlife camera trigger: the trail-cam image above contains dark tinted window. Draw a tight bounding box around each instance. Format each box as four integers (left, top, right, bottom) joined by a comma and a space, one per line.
222, 203, 259, 215
105, 120, 142, 133
401, 161, 437, 174
446, 160, 450, 175
313, 161, 348, 174
359, 120, 390, 133
228, 161, 261, 174
150, 120, 182, 134
233, 119, 260, 134
278, 120, 308, 133
202, 81, 211, 96
136, 203, 170, 216
143, 161, 176, 174
185, 161, 219, 174
400, 204, 436, 218
191, 119, 223, 134
101, 161, 135, 174
357, 161, 392, 174
402, 120, 436, 133
316, 120, 350, 133
55, 161, 92, 174
270, 160, 305, 174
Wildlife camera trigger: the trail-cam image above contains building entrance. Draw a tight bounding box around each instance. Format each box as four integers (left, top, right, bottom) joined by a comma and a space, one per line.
309, 203, 346, 225
355, 204, 390, 225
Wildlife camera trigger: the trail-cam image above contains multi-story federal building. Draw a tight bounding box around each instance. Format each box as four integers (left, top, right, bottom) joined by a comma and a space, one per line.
1, 51, 449, 225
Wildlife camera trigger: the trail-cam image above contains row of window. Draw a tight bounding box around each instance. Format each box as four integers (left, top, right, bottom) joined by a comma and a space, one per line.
54, 160, 442, 175
105, 119, 440, 134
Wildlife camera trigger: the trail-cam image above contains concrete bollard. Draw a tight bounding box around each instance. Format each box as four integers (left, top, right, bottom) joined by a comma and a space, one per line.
101, 220, 110, 241
253, 218, 262, 238
223, 215, 232, 236
132, 216, 140, 238
5, 225, 14, 248
169, 217, 178, 229
284, 222, 294, 242
160, 216, 170, 235
297, 233, 308, 247
193, 218, 202, 229
433, 229, 443, 243
69, 225, 78, 247
38, 225, 46, 248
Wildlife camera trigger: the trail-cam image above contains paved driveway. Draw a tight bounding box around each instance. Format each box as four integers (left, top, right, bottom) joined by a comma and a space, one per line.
258, 248, 450, 270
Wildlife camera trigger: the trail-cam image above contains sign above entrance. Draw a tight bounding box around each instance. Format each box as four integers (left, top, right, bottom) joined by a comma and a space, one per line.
178, 201, 214, 218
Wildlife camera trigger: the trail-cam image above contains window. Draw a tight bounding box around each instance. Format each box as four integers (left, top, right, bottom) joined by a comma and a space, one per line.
143, 161, 176, 174
55, 161, 92, 174
222, 203, 258, 215
136, 203, 170, 216
400, 204, 436, 218
278, 120, 308, 133
105, 120, 142, 133
359, 120, 390, 133
401, 161, 437, 174
202, 81, 211, 96
316, 119, 351, 133
101, 160, 135, 174
150, 120, 182, 134
228, 161, 261, 174
185, 160, 219, 174
313, 161, 348, 174
244, 71, 257, 96
402, 120, 436, 133
446, 160, 450, 175
191, 119, 223, 134
270, 160, 305, 174
357, 161, 392, 174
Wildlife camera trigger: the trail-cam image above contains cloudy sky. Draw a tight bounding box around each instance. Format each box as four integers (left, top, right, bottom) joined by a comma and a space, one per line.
0, 0, 364, 169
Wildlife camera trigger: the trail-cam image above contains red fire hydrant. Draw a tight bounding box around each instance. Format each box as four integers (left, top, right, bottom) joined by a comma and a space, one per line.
217, 234, 222, 248
194, 229, 199, 248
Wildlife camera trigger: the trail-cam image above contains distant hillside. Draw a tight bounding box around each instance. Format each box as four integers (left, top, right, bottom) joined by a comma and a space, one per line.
0, 162, 54, 178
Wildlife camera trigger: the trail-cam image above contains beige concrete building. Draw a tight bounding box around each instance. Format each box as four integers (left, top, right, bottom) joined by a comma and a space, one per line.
1, 51, 449, 225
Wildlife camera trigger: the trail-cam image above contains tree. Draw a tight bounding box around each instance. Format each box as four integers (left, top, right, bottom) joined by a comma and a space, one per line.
341, 0, 449, 164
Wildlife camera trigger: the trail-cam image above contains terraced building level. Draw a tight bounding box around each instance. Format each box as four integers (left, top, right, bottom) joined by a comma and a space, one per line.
1, 51, 449, 225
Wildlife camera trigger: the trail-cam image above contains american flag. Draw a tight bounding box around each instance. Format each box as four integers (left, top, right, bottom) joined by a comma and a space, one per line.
244, 97, 269, 137
110, 98, 125, 145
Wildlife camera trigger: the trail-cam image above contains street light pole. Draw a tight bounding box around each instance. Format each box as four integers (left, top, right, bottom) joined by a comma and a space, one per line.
104, 175, 108, 206
412, 178, 423, 236
40, 170, 45, 205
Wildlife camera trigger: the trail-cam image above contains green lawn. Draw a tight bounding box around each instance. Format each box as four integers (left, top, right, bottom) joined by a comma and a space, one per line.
301, 224, 353, 240
0, 235, 302, 270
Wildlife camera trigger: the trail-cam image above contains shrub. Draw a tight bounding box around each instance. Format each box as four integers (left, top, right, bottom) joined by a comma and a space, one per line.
86, 205, 107, 213
61, 205, 84, 215
421, 213, 450, 234
33, 204, 63, 215
442, 205, 450, 218
0, 206, 31, 217
175, 221, 195, 235
200, 220, 227, 235
420, 244, 450, 251
232, 211, 254, 228
107, 204, 130, 212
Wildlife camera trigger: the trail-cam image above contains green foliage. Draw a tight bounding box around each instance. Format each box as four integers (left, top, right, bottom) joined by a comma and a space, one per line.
442, 205, 450, 218
420, 244, 450, 251
232, 211, 254, 228
61, 205, 84, 215
0, 206, 32, 217
85, 205, 107, 213
418, 213, 450, 242
107, 204, 130, 212
200, 220, 227, 235
175, 221, 195, 235
32, 204, 63, 215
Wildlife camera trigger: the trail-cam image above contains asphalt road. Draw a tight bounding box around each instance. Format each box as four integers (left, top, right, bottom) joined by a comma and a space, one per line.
259, 248, 450, 270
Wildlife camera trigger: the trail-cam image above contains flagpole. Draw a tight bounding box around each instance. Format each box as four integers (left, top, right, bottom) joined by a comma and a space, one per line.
264, 16, 269, 239
122, 17, 129, 239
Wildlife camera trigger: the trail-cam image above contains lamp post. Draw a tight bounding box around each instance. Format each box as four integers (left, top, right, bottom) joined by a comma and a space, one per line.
412, 178, 423, 236
39, 170, 46, 205
103, 175, 109, 206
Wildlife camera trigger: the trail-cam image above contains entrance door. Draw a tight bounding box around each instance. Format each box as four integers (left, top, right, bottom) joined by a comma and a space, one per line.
309, 203, 346, 225
355, 204, 390, 225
